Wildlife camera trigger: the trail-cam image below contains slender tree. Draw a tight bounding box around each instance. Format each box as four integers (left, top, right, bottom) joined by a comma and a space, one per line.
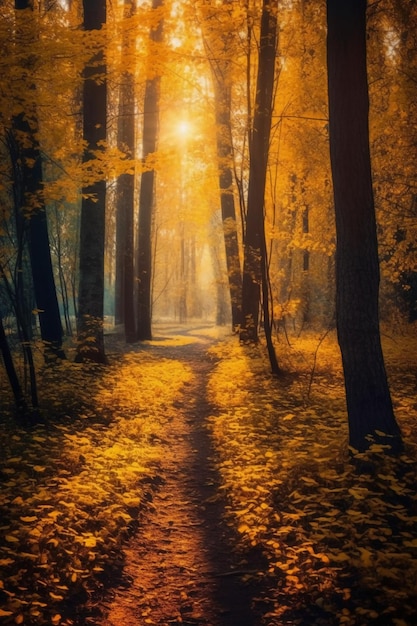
0, 311, 27, 417
326, 0, 403, 453
200, 1, 243, 331
136, 0, 164, 341
240, 0, 278, 344
76, 0, 107, 363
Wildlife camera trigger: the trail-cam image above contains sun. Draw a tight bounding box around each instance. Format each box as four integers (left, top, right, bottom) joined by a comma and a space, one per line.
176, 119, 192, 138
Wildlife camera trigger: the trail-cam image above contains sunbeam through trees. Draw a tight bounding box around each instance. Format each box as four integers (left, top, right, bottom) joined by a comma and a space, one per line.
0, 1, 416, 624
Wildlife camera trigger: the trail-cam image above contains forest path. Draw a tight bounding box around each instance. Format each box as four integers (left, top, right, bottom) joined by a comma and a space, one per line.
97, 326, 260, 626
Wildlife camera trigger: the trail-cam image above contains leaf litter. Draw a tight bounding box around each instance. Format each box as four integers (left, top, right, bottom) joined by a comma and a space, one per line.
0, 323, 416, 625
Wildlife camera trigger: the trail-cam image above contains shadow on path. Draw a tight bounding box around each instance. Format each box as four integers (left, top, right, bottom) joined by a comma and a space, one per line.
97, 326, 265, 626
177, 339, 264, 626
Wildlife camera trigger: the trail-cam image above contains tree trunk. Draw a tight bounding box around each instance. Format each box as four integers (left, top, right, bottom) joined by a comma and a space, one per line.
115, 0, 136, 343
76, 0, 107, 363
136, 0, 164, 341
240, 0, 278, 342
213, 78, 243, 332
0, 312, 28, 417
199, 0, 243, 331
326, 0, 402, 453
13, 0, 64, 360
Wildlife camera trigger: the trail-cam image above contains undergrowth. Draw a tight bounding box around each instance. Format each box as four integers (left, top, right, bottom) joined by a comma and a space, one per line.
0, 344, 192, 625
0, 325, 416, 625
207, 329, 417, 625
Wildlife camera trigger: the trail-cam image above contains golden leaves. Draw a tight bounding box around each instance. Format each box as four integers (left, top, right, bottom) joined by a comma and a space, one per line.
0, 341, 192, 624
206, 332, 417, 622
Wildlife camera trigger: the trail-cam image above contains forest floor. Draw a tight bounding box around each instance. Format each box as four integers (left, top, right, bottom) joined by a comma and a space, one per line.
1, 322, 417, 626
95, 328, 263, 626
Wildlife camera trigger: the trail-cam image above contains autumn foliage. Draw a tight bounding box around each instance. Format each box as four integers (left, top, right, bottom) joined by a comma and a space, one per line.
0, 0, 417, 624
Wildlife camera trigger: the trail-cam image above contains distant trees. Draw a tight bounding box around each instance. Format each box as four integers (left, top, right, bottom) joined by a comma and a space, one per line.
326, 0, 403, 452
368, 0, 417, 322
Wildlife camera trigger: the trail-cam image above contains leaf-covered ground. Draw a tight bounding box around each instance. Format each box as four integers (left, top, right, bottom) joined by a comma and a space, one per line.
0, 323, 416, 625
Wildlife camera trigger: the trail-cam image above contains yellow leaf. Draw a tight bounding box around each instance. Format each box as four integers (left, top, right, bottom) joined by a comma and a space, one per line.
84, 537, 97, 548
359, 547, 373, 567
348, 487, 369, 500
47, 511, 61, 521
20, 516, 37, 523
49, 592, 64, 602
47, 539, 59, 547
300, 476, 319, 486
15, 615, 24, 624
374, 429, 390, 437
33, 466, 46, 473
238, 523, 250, 534
328, 552, 350, 562
51, 615, 61, 625
5, 535, 19, 543
0, 610, 13, 617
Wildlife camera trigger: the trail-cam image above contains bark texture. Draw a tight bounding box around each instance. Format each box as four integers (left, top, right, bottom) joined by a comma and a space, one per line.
115, 0, 136, 343
13, 0, 64, 359
136, 0, 164, 341
326, 0, 402, 452
240, 0, 278, 342
76, 0, 107, 363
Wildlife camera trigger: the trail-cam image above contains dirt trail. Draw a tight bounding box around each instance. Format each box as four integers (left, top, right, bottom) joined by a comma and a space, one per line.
96, 332, 261, 626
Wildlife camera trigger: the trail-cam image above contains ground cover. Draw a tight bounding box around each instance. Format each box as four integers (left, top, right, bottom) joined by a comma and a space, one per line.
0, 333, 194, 625
207, 327, 417, 624
0, 323, 416, 625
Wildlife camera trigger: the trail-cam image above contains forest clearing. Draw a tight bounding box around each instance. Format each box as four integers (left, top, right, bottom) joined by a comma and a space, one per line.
1, 323, 416, 626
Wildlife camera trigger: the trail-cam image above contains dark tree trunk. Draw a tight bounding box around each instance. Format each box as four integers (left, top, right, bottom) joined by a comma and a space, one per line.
240, 0, 278, 342
0, 259, 40, 420
13, 0, 64, 360
326, 0, 402, 453
136, 0, 164, 341
0, 313, 27, 417
115, 0, 136, 343
76, 0, 107, 363
261, 234, 281, 375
